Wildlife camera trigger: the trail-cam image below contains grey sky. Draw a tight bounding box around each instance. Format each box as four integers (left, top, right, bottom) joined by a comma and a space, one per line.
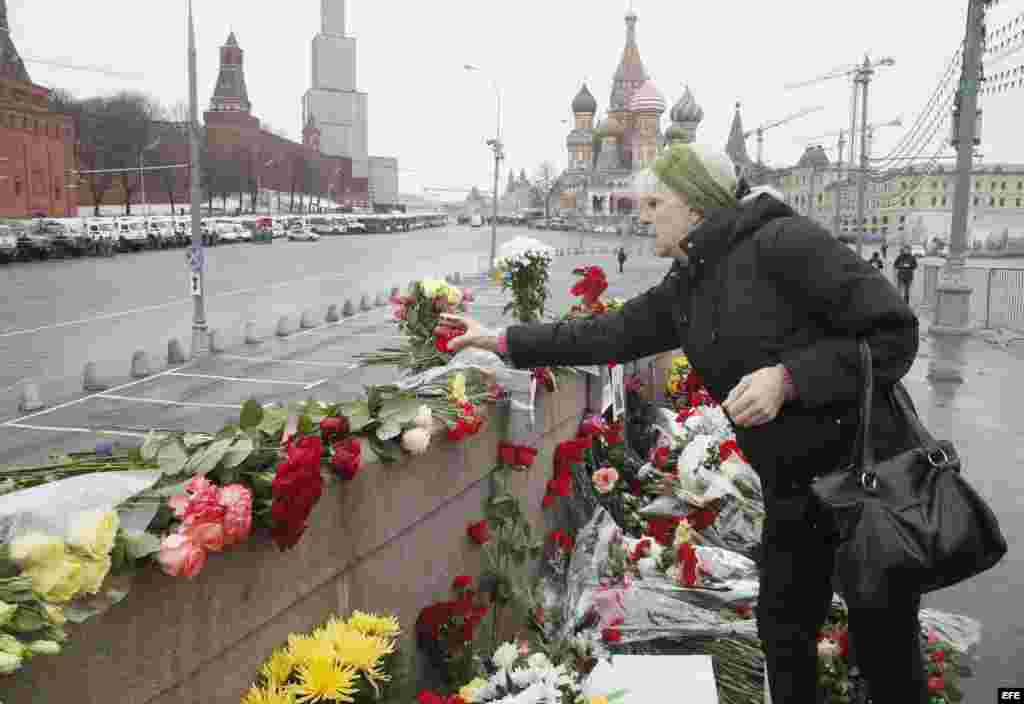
10, 1, 1024, 202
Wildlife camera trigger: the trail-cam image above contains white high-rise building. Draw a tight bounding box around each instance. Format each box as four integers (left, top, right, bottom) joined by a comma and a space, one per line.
303, 0, 373, 183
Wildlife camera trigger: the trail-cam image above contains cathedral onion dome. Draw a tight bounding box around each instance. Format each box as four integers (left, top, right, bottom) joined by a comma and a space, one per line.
628, 80, 666, 114
670, 85, 703, 124
571, 84, 598, 114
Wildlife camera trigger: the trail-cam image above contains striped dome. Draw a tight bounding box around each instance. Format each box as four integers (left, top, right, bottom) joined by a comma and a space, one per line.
628, 80, 666, 114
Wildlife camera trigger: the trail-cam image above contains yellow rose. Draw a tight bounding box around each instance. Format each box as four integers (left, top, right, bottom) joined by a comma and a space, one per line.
43, 604, 66, 626
420, 279, 444, 298
9, 533, 67, 567
459, 677, 488, 703
446, 286, 463, 306
673, 519, 692, 547
68, 509, 120, 559
448, 373, 467, 404
76, 554, 112, 595
24, 559, 83, 604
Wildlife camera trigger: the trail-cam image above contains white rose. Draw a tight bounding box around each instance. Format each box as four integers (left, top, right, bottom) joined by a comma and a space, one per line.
400, 427, 432, 455
527, 652, 551, 670
817, 638, 840, 659
413, 405, 434, 429
493, 641, 520, 670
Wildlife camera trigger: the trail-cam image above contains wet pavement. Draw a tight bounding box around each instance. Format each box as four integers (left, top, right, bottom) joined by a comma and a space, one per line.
0, 242, 1019, 698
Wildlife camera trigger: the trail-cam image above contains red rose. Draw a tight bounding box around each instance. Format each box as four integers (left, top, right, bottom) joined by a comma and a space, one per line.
459, 620, 475, 644
447, 419, 468, 442
687, 507, 719, 532
603, 422, 624, 446
930, 649, 945, 664
452, 575, 473, 590
719, 439, 747, 463
601, 627, 622, 643
270, 437, 325, 550
629, 479, 643, 495
735, 604, 753, 619
417, 691, 447, 704
467, 520, 491, 545
319, 415, 349, 439
541, 494, 554, 509
515, 446, 538, 467
498, 443, 517, 465
678, 543, 699, 586
552, 474, 572, 497
927, 675, 945, 693
470, 604, 489, 624
331, 438, 361, 480
651, 445, 670, 469
646, 517, 682, 546
838, 629, 850, 659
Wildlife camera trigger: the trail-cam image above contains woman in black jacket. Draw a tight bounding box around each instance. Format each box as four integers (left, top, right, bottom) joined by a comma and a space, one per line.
440, 142, 926, 703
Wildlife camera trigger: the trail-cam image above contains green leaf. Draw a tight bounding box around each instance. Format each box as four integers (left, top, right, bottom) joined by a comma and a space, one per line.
297, 415, 314, 436
140, 431, 170, 462
222, 435, 254, 469
377, 397, 422, 424
187, 437, 234, 475
367, 434, 402, 463
157, 438, 190, 476
122, 530, 162, 560
239, 400, 263, 430
258, 407, 289, 437
339, 400, 373, 432
183, 432, 215, 449
376, 421, 402, 441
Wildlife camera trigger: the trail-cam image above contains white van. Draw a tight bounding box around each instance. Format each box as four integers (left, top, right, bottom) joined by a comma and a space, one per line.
116, 218, 150, 250
470, 214, 483, 228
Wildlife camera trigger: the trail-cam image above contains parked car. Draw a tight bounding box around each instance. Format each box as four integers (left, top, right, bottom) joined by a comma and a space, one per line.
0, 225, 18, 262
911, 245, 927, 257
287, 220, 320, 241
343, 217, 366, 233
116, 218, 150, 251
16, 230, 53, 260
470, 214, 483, 228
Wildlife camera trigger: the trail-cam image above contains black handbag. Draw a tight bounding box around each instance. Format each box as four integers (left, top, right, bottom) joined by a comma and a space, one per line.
810, 340, 1007, 609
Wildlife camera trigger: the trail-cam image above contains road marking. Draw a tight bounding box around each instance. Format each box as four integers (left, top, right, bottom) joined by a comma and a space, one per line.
0, 271, 371, 339
218, 354, 357, 369
0, 362, 195, 427
2, 422, 149, 438
98, 394, 243, 410
167, 371, 325, 390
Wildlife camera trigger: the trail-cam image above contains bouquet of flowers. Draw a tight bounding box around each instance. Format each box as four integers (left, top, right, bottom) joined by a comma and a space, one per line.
416, 576, 493, 686
496, 251, 552, 324
356, 279, 475, 373
242, 610, 413, 704
563, 267, 623, 320
441, 641, 581, 704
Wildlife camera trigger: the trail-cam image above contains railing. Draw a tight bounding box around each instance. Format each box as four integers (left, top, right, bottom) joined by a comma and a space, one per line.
911, 262, 1024, 332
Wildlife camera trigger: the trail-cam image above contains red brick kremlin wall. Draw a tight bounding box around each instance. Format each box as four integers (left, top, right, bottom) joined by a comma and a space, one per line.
0, 72, 76, 218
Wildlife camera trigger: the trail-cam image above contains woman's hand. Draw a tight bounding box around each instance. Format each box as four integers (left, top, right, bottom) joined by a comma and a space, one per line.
723, 365, 786, 428
437, 313, 500, 354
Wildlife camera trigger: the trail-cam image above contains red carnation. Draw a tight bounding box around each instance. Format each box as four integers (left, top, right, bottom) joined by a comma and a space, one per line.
467, 520, 491, 545
541, 494, 554, 509
447, 418, 469, 442
331, 437, 362, 480
498, 443, 516, 465
678, 543, 699, 586
319, 415, 349, 439
927, 675, 945, 693
452, 575, 473, 590
930, 648, 945, 664
515, 446, 538, 467
601, 627, 622, 643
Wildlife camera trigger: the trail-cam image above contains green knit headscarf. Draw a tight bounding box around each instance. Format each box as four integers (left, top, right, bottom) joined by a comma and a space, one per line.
650, 143, 739, 213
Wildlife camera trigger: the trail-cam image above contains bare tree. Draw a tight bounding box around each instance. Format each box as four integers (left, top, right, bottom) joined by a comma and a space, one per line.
531, 161, 560, 221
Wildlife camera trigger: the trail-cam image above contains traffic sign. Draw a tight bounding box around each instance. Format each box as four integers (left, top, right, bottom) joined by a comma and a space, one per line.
190, 273, 202, 297
188, 246, 205, 273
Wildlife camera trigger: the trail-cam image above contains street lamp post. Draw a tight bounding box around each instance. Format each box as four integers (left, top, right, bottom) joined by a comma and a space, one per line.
854, 55, 896, 259
187, 0, 207, 358
465, 64, 502, 273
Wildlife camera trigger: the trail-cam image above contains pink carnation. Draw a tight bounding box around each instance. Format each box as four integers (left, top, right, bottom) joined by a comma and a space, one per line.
181, 520, 226, 553
218, 484, 253, 547
157, 532, 207, 578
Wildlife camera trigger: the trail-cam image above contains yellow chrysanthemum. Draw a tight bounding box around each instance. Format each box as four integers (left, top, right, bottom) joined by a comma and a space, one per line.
420, 279, 445, 298
8, 533, 67, 567
448, 373, 467, 404
24, 558, 83, 604
76, 554, 112, 595
68, 509, 120, 559
260, 647, 296, 690
330, 627, 393, 693
242, 684, 296, 704
446, 286, 463, 306
346, 611, 401, 640
287, 633, 337, 666
290, 657, 357, 704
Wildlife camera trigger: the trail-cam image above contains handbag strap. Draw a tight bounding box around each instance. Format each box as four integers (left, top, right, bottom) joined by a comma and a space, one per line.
854, 339, 876, 470
890, 381, 939, 448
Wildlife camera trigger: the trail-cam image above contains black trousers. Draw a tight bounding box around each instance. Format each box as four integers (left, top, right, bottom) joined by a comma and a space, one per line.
757, 487, 928, 704
897, 278, 912, 304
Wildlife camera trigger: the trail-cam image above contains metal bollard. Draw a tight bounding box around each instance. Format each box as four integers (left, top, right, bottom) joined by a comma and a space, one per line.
390, 286, 400, 299
208, 330, 227, 353
276, 315, 295, 337
83, 362, 107, 392
326, 304, 341, 323
452, 272, 462, 284
374, 292, 386, 307
244, 321, 260, 344
360, 294, 372, 312
342, 300, 356, 317
300, 310, 317, 329
167, 338, 187, 365
18, 380, 44, 412
130, 350, 152, 378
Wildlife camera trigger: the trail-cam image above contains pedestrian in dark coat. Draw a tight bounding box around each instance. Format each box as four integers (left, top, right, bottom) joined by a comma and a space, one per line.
439, 142, 925, 704
894, 245, 918, 304
869, 251, 884, 271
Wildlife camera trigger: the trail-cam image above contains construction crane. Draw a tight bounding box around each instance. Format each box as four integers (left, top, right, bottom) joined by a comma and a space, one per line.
745, 106, 825, 165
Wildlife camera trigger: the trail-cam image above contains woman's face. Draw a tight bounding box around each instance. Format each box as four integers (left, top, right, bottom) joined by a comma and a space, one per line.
638, 190, 703, 258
